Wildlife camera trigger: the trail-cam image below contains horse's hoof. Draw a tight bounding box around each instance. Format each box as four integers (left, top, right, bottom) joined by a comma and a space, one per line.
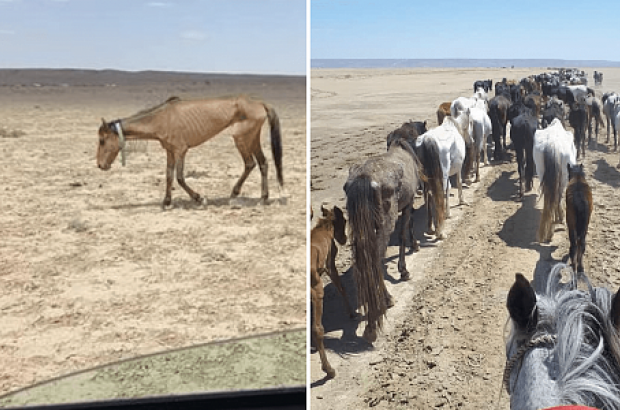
362, 326, 377, 344
161, 202, 174, 211
400, 271, 411, 281
324, 367, 336, 379
229, 197, 243, 209
386, 294, 395, 308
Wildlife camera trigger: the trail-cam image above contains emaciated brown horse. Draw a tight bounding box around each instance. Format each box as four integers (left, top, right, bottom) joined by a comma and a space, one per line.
97, 96, 284, 208
311, 205, 349, 379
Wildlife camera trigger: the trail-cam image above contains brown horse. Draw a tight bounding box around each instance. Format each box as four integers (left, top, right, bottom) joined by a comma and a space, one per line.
565, 164, 593, 273
97, 96, 284, 208
344, 133, 424, 343
436, 102, 451, 125
310, 205, 349, 379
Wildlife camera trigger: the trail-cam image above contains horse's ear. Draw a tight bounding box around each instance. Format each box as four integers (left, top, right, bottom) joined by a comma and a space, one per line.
507, 273, 537, 330
334, 205, 344, 222
611, 288, 620, 330
321, 205, 328, 217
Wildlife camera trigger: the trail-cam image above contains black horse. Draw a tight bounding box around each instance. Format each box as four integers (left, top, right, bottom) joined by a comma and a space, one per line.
569, 102, 588, 159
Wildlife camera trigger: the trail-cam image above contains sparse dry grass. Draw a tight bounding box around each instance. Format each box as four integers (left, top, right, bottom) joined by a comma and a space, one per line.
0, 126, 26, 138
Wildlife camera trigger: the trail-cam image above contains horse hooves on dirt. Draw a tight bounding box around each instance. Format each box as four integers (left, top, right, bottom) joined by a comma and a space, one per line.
362, 326, 378, 344
400, 271, 411, 281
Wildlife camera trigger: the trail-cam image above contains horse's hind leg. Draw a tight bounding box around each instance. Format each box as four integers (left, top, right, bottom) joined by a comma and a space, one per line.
425, 188, 436, 235
231, 144, 257, 199
254, 147, 269, 202
175, 152, 204, 204
311, 283, 335, 379
398, 207, 411, 281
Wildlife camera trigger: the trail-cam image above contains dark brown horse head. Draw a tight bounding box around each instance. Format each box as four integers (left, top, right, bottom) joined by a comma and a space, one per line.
567, 163, 585, 181
97, 118, 122, 170
321, 205, 347, 246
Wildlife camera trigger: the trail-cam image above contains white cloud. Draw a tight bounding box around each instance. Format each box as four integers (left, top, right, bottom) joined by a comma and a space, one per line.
181, 30, 206, 41
0, 29, 15, 35
147, 1, 173, 7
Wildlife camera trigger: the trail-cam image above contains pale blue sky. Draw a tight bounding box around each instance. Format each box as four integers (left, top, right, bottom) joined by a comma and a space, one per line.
0, 0, 307, 74
311, 0, 620, 61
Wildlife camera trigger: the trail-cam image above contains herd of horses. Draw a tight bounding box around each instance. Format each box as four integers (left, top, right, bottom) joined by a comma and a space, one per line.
311, 70, 620, 408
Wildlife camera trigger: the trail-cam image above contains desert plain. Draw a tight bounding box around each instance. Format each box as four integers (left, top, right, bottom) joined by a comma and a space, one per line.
0, 69, 306, 401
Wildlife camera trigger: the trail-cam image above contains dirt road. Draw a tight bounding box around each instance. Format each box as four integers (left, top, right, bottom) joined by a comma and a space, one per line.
310, 67, 620, 409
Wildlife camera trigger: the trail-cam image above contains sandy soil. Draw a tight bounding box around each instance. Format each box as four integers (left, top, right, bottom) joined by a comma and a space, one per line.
0, 69, 306, 398
310, 67, 620, 408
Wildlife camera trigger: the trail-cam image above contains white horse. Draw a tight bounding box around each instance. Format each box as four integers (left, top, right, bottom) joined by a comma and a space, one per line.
613, 102, 620, 167
450, 96, 479, 118
467, 105, 491, 182
505, 265, 620, 410
473, 87, 488, 103
533, 118, 577, 242
602, 92, 619, 147
416, 111, 469, 221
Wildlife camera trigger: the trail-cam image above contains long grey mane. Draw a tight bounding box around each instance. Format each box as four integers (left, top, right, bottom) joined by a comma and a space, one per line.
507, 263, 620, 409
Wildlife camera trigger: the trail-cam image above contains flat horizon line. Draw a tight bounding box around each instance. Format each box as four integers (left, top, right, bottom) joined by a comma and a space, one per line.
0, 67, 306, 77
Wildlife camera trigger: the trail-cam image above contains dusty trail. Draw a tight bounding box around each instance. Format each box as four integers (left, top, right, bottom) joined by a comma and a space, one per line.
311, 67, 620, 409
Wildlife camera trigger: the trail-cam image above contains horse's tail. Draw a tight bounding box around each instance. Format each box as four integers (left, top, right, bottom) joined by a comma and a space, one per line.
594, 102, 605, 129
538, 145, 560, 242
418, 137, 445, 234
345, 175, 388, 335
264, 104, 284, 187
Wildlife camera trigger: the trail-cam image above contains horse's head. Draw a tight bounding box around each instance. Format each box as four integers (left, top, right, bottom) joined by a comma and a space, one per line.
97, 118, 123, 171
321, 205, 347, 245
567, 163, 586, 181
505, 266, 620, 409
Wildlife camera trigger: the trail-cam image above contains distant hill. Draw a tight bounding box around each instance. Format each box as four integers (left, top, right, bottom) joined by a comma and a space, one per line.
0, 68, 303, 87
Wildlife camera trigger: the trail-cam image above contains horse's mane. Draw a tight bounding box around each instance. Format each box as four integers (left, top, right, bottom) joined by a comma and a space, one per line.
507, 264, 620, 408
387, 133, 425, 178
125, 96, 182, 123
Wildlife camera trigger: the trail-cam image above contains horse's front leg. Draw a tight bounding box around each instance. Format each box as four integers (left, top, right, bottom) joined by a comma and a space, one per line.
398, 207, 411, 281
163, 150, 175, 209
175, 152, 205, 205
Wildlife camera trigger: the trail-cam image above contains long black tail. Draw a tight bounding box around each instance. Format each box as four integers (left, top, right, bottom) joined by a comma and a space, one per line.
417, 137, 445, 234
345, 175, 388, 334
264, 104, 283, 187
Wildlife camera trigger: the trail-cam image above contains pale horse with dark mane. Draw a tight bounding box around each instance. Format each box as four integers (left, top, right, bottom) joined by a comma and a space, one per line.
97, 96, 284, 208
343, 132, 425, 343
505, 264, 620, 410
